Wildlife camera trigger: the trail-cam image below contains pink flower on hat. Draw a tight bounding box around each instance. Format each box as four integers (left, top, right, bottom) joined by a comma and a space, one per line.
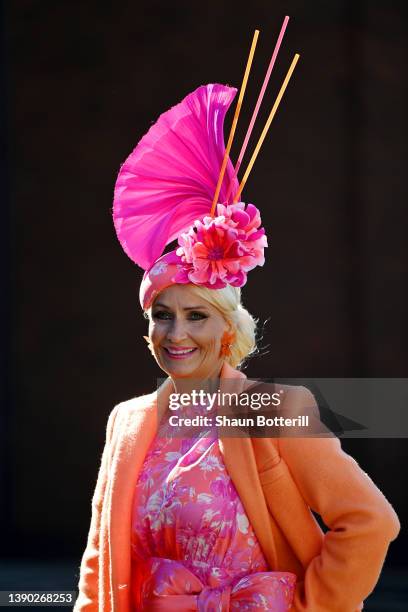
174, 202, 268, 289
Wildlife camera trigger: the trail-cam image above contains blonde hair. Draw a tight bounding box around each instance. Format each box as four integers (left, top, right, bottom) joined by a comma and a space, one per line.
184, 284, 258, 369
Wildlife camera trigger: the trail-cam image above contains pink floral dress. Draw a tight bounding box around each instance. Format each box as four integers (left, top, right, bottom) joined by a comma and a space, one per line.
131, 403, 296, 610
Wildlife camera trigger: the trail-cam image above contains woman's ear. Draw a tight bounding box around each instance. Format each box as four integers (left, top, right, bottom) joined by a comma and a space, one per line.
143, 335, 154, 354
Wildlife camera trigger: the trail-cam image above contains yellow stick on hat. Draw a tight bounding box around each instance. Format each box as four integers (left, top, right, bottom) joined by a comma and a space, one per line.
210, 29, 259, 217
233, 53, 300, 203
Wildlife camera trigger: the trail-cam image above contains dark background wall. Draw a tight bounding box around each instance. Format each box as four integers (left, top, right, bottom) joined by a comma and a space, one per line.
1, 0, 407, 582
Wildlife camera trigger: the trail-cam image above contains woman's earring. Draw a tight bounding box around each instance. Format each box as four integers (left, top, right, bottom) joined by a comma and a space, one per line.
220, 330, 235, 357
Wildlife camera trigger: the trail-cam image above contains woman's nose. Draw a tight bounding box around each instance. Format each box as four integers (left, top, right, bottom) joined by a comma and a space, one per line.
166, 318, 188, 343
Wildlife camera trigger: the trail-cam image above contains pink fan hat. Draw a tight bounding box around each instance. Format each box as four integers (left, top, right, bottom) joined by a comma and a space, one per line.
113, 83, 268, 310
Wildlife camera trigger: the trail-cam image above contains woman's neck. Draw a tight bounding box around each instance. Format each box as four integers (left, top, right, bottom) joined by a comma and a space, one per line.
170, 362, 225, 396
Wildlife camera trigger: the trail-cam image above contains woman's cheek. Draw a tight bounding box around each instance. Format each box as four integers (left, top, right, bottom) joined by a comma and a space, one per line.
202, 338, 218, 358
149, 321, 164, 342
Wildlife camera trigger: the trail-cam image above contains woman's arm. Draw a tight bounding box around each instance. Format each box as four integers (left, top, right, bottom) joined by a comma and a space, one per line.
279, 387, 400, 612
74, 403, 121, 611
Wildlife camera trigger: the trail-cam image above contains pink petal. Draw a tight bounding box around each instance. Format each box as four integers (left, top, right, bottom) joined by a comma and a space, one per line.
231, 209, 250, 228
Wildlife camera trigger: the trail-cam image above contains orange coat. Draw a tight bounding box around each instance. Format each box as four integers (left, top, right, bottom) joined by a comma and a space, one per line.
74, 362, 400, 611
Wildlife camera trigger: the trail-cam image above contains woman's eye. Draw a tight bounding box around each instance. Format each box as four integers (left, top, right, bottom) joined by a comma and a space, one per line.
152, 311, 207, 321
153, 311, 172, 320
189, 312, 207, 321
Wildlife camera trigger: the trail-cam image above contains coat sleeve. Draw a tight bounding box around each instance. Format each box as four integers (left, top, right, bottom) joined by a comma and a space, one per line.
73, 403, 122, 611
278, 387, 400, 612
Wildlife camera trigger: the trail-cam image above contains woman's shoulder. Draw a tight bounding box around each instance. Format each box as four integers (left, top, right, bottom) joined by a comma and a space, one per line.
103, 391, 158, 442
114, 391, 157, 414
244, 379, 317, 406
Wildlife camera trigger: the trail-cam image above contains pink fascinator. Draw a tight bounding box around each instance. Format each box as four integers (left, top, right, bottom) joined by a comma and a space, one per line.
113, 24, 300, 309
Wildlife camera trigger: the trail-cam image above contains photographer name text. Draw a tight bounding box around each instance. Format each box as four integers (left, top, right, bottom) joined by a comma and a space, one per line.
168, 414, 309, 428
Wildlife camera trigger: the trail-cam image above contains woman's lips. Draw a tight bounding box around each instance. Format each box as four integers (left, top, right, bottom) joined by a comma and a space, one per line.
163, 347, 198, 360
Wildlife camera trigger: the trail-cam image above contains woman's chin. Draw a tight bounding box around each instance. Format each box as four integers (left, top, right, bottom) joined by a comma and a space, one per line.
159, 359, 224, 381
164, 363, 198, 378
157, 353, 201, 378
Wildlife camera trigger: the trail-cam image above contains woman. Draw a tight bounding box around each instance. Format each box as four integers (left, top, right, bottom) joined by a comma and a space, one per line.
74, 67, 400, 609
74, 281, 400, 611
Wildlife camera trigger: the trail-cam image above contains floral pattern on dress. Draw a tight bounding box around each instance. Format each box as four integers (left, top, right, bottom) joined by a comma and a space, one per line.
131, 403, 296, 610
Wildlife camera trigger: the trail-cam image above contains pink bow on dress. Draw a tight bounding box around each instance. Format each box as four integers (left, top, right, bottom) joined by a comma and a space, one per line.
136, 557, 296, 611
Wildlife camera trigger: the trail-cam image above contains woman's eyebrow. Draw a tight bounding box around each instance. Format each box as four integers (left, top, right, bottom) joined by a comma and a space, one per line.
154, 303, 208, 311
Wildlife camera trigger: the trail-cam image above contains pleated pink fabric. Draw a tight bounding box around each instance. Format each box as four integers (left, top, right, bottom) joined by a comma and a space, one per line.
113, 84, 239, 272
